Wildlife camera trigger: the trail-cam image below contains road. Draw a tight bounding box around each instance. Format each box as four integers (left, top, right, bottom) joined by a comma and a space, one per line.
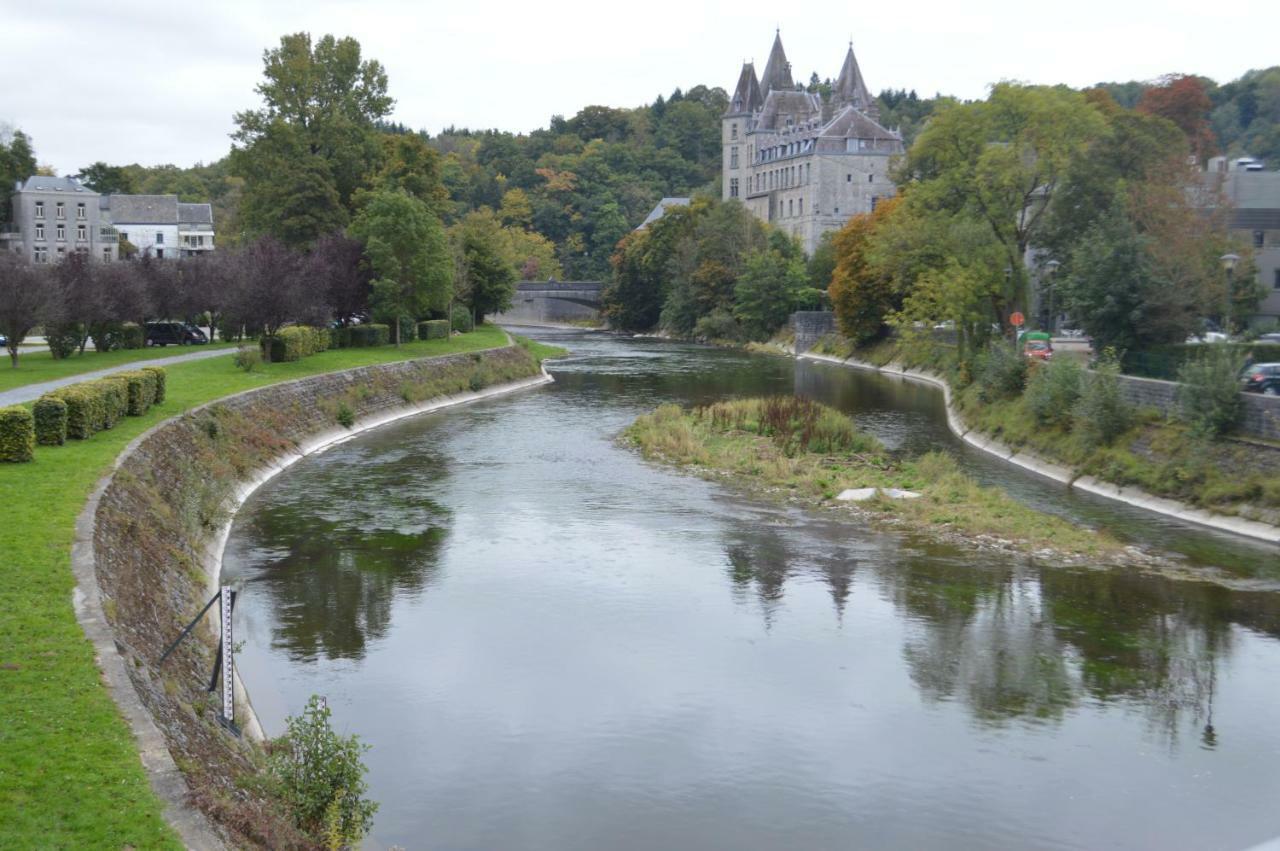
0, 346, 234, 407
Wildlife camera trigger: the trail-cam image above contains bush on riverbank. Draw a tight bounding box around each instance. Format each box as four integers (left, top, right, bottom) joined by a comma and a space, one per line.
0, 406, 35, 462
627, 396, 1121, 558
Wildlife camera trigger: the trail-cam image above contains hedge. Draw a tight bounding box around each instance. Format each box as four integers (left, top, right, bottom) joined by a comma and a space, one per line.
349, 324, 390, 348
51, 386, 101, 439
451, 304, 474, 334
261, 326, 331, 362
330, 325, 353, 349
144, 366, 167, 403
418, 320, 450, 341
1123, 344, 1280, 380
0, 406, 35, 462
33, 397, 67, 446
97, 378, 128, 430
120, 370, 158, 416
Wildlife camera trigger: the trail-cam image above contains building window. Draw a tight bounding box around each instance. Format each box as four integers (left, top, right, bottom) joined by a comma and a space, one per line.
1255, 231, 1266, 248
731, 123, 739, 141
34, 202, 44, 219
1274, 269, 1280, 290
730, 178, 739, 198
871, 196, 880, 211
34, 246, 48, 263
869, 173, 874, 183
57, 247, 66, 257
156, 248, 164, 258
35, 224, 45, 241
730, 146, 739, 168
789, 199, 794, 217
847, 174, 852, 182
156, 231, 164, 245
118, 231, 128, 243
56, 202, 65, 219
103, 248, 112, 262
77, 202, 86, 219
56, 224, 66, 241
76, 224, 87, 241
798, 198, 804, 216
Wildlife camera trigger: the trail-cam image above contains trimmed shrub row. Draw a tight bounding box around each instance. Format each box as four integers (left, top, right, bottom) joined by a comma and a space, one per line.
451, 305, 474, 334
417, 320, 449, 341
261, 326, 331, 362
348, 324, 390, 348
0, 406, 35, 462
33, 366, 168, 446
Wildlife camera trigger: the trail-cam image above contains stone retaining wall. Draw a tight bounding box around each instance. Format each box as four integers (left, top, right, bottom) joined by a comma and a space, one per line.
790, 311, 836, 353
1115, 373, 1280, 441
82, 345, 546, 849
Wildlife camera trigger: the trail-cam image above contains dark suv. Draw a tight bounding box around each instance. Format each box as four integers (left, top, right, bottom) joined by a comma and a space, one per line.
1241, 363, 1280, 396
145, 322, 207, 347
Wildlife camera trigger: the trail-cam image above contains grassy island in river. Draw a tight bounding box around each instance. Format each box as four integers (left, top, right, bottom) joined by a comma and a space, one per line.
625, 396, 1130, 561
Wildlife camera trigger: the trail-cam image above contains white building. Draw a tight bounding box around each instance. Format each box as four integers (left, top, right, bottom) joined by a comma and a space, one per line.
103, 194, 215, 259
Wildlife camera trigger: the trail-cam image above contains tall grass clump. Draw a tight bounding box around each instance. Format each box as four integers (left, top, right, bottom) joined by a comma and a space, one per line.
698, 396, 881, 457
1074, 352, 1132, 448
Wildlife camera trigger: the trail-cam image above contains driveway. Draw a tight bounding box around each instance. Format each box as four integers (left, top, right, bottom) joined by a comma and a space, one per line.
0, 346, 235, 408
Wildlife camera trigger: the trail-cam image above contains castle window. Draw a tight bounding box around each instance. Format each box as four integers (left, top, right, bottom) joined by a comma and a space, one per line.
869, 173, 874, 183
871, 197, 880, 211
789, 199, 794, 217
1274, 269, 1280, 290
731, 123, 739, 140
1254, 230, 1265, 248
730, 178, 739, 198
799, 198, 804, 215
731, 146, 739, 168
847, 174, 852, 182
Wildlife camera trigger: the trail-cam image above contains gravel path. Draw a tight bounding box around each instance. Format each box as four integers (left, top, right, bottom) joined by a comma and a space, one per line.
0, 346, 235, 407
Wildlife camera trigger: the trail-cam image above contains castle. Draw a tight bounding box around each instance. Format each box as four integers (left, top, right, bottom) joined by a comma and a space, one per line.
721, 32, 904, 254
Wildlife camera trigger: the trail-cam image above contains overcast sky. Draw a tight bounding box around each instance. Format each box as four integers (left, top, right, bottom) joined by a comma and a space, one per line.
5, 0, 1277, 175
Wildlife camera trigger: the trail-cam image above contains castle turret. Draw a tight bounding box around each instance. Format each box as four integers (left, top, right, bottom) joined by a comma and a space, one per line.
726, 62, 763, 116
760, 30, 794, 94
834, 42, 876, 117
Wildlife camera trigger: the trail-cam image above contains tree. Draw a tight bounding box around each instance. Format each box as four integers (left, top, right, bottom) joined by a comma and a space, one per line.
233, 33, 393, 242
828, 196, 904, 345
733, 248, 818, 340
1138, 75, 1217, 163
75, 162, 138, 195
902, 84, 1107, 329
0, 128, 36, 223
366, 133, 448, 212
306, 232, 370, 323
230, 236, 316, 354
451, 210, 516, 324
348, 190, 452, 344
0, 255, 53, 367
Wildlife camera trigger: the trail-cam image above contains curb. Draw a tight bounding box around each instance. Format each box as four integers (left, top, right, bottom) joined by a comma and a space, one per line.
71, 347, 554, 850
799, 351, 1280, 546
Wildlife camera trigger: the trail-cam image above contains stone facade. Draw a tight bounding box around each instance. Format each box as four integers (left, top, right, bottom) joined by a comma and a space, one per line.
3, 176, 118, 263
722, 32, 903, 254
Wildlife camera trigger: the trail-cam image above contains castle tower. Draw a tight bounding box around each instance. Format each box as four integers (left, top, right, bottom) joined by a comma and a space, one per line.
722, 62, 762, 202
834, 42, 876, 118
760, 30, 794, 94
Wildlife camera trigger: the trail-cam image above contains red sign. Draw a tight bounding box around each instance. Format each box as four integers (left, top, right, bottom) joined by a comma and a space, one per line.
1009, 312, 1025, 327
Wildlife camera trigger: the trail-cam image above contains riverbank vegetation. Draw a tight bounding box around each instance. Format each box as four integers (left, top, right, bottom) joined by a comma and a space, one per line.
0, 326, 514, 848
626, 396, 1125, 560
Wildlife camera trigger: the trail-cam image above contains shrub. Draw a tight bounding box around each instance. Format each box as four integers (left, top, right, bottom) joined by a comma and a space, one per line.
267, 695, 377, 847
417, 319, 449, 341
1025, 357, 1083, 428
262, 326, 330, 362
693, 308, 744, 342
0, 406, 36, 462
116, 322, 145, 350
974, 344, 1028, 402
33, 397, 67, 446
330, 325, 353, 349
119, 370, 157, 416
336, 402, 355, 429
45, 324, 83, 359
1074, 355, 1131, 448
396, 316, 416, 344
96, 378, 128, 429
1177, 346, 1246, 438
234, 346, 262, 372
450, 304, 474, 334
348, 324, 390, 347
52, 386, 102, 439
143, 366, 167, 404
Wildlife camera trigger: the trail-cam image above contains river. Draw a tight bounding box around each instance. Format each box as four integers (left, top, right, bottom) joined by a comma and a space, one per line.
222, 328, 1280, 850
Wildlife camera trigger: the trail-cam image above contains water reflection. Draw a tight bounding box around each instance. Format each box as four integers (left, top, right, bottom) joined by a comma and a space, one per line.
232, 440, 452, 662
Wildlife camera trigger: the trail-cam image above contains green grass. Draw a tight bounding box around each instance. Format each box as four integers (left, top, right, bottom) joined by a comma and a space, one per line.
0, 323, 508, 848
625, 397, 1123, 559
511, 333, 569, 365
0, 342, 240, 392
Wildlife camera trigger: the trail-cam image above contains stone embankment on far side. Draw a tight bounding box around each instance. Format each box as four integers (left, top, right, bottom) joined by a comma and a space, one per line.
74, 344, 552, 849
799, 351, 1280, 546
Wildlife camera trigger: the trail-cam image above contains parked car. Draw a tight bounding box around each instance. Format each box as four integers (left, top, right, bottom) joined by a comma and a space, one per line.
145, 322, 207, 346
0, 333, 7, 349
1256, 332, 1280, 344
1023, 339, 1053, 361
1241, 363, 1280, 396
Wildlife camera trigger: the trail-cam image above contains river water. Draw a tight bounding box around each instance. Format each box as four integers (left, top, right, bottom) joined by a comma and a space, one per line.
222, 328, 1280, 850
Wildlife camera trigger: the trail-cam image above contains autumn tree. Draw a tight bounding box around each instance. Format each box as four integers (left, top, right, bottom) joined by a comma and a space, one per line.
1138, 74, 1217, 163
828, 196, 905, 345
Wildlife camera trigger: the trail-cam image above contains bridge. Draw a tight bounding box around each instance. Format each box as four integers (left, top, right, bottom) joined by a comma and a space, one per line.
492, 280, 605, 327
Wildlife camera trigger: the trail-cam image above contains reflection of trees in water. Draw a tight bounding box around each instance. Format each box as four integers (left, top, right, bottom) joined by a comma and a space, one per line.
240, 445, 453, 663
723, 524, 858, 625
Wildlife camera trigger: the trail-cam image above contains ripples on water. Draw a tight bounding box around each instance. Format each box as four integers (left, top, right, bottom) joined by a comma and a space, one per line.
222, 329, 1280, 850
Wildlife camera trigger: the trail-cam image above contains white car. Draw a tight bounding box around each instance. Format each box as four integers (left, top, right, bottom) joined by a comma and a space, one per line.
1186, 331, 1229, 344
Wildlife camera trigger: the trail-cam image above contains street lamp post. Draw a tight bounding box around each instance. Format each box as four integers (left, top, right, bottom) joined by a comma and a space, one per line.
1044, 259, 1061, 334
1220, 253, 1240, 335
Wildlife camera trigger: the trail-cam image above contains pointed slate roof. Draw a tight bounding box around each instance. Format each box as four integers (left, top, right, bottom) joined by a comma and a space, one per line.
760, 30, 794, 94
726, 62, 764, 115
834, 43, 873, 111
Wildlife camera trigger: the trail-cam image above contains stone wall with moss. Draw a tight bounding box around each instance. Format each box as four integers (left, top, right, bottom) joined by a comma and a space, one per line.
90, 345, 542, 848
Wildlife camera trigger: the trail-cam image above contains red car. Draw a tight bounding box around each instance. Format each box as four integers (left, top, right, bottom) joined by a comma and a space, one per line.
1023, 340, 1053, 361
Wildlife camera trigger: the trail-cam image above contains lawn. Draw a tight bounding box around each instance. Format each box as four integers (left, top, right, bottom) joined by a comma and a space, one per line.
0, 342, 239, 392
0, 324, 509, 848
